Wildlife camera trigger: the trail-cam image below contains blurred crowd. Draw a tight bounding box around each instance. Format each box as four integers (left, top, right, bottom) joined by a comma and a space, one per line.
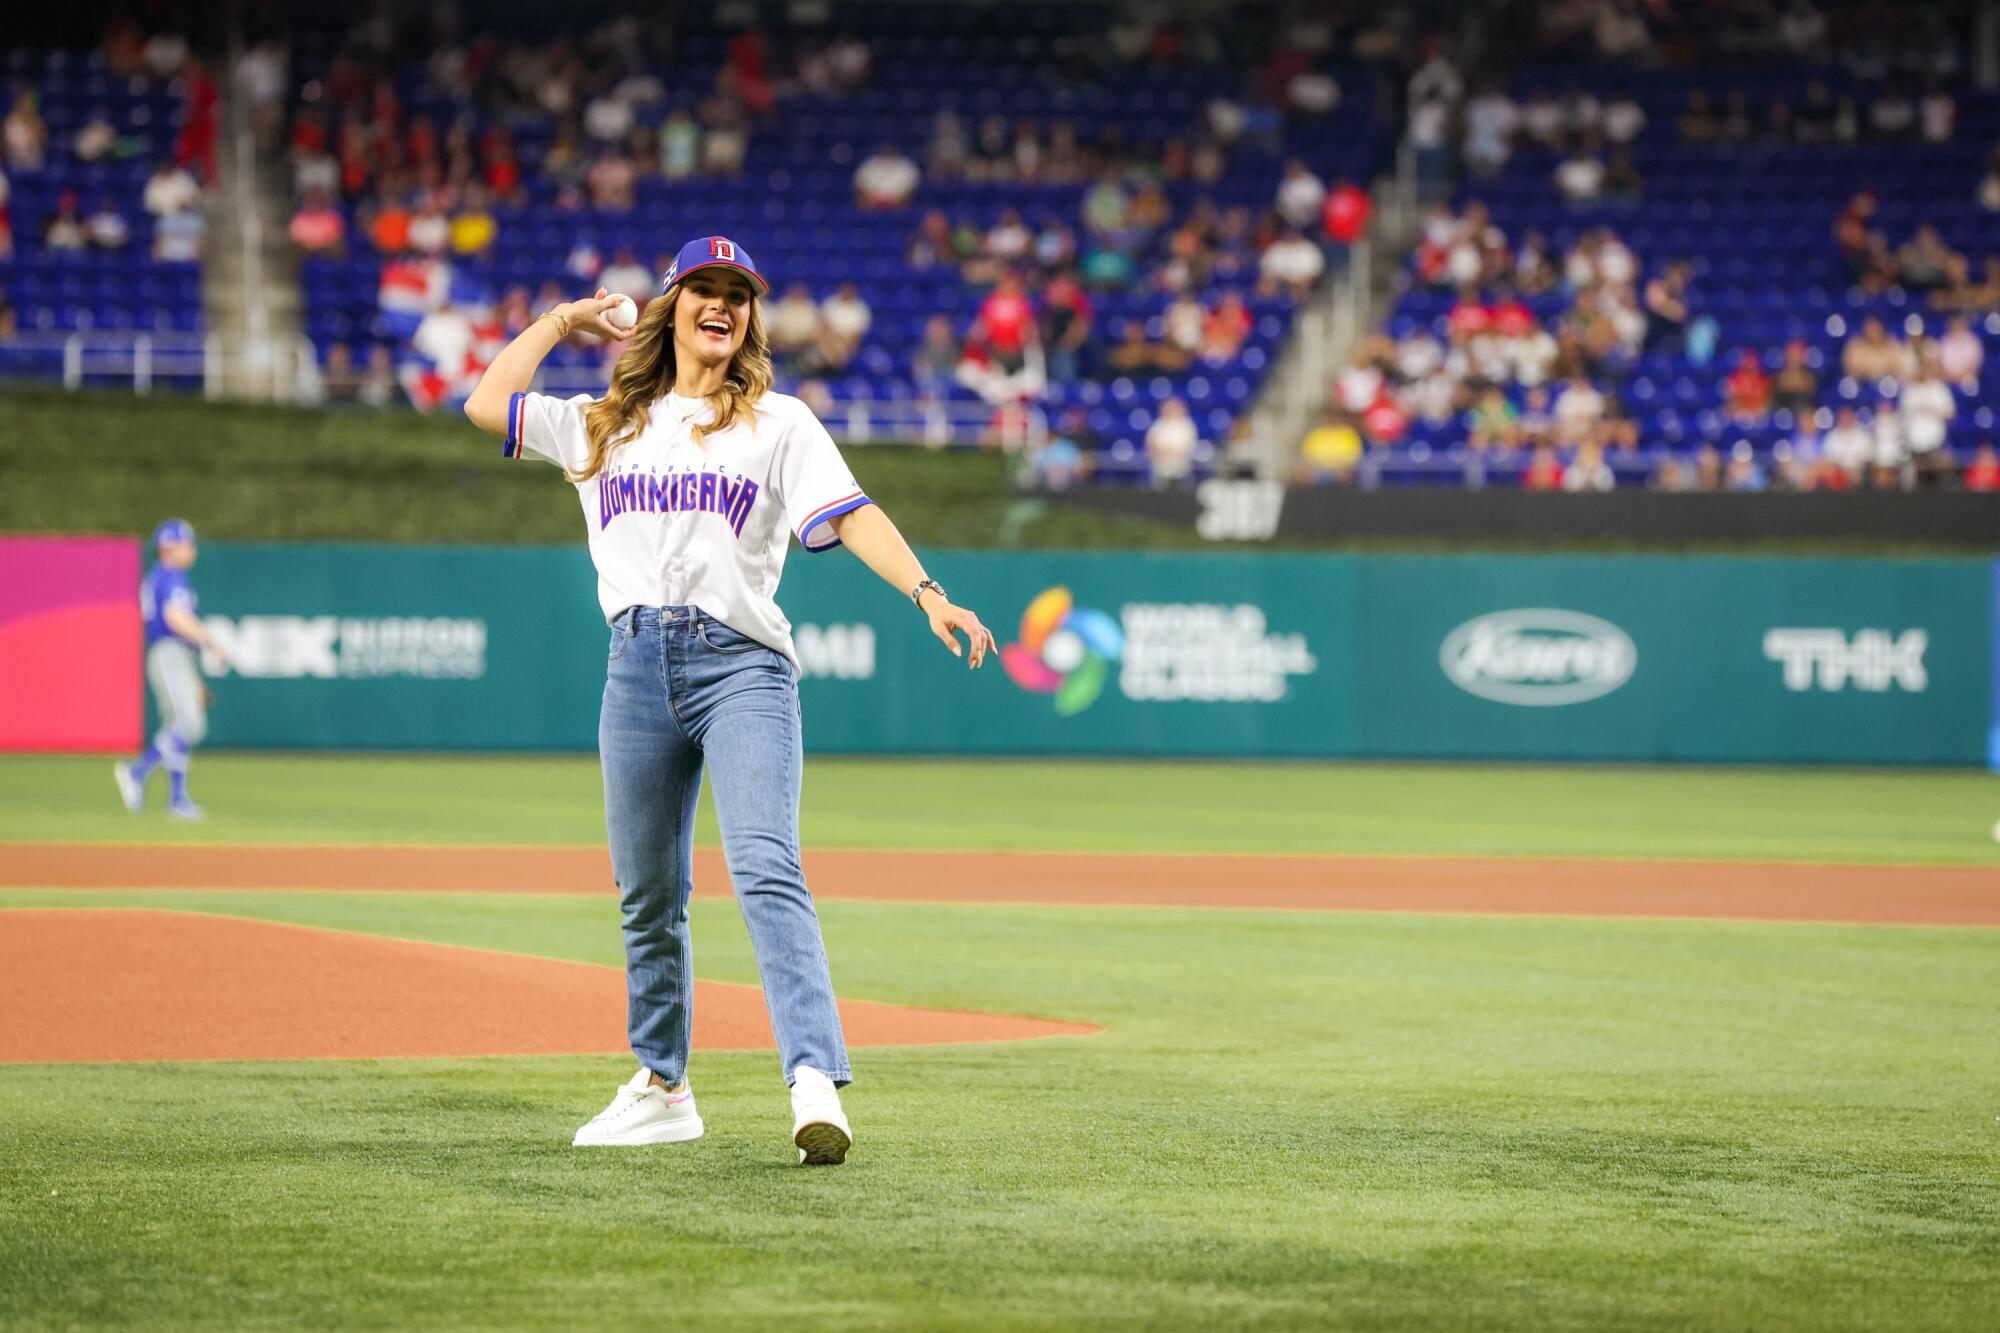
0, 28, 214, 272
1297, 183, 1999, 492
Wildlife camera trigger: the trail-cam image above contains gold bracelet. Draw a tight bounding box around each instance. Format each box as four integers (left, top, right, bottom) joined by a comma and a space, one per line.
538, 309, 572, 339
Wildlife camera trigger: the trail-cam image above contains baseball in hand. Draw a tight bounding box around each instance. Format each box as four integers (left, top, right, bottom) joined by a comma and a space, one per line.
605, 295, 639, 331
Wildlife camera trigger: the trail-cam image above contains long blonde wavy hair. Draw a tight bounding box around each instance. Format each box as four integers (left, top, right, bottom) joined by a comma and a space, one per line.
570, 279, 774, 483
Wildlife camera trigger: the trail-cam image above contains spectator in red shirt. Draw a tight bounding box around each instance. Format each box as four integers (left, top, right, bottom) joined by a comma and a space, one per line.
1446, 287, 1490, 343
289, 109, 328, 158
407, 114, 439, 168
1360, 393, 1408, 447
1322, 178, 1372, 247
1486, 286, 1535, 337
1523, 445, 1565, 490
289, 189, 346, 256
1963, 442, 2000, 490
174, 58, 220, 185
1724, 349, 1772, 423
484, 136, 522, 203
1200, 289, 1253, 366
976, 271, 1035, 368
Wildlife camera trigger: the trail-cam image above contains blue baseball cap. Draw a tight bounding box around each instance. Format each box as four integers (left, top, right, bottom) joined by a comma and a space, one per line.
153, 518, 195, 549
660, 235, 768, 297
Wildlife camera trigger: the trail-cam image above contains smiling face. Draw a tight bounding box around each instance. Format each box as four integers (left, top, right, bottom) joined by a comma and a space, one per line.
672, 268, 756, 371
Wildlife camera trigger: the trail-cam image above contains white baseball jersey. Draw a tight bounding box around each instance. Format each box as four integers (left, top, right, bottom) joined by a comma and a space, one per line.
504, 388, 871, 667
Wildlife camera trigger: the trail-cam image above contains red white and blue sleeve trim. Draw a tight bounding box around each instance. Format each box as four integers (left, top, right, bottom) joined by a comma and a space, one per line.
501, 392, 528, 459
797, 491, 873, 552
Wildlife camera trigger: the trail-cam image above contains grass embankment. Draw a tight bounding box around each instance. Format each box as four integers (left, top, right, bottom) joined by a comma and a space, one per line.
0, 388, 1194, 549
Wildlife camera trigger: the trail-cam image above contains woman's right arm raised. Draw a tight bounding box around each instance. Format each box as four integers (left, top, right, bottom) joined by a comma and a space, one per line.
463, 288, 630, 437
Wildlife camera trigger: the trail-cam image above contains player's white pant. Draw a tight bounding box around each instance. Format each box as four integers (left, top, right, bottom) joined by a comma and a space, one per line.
146, 639, 208, 753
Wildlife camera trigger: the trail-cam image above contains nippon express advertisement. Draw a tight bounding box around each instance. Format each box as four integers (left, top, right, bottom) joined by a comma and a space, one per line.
152, 546, 1998, 764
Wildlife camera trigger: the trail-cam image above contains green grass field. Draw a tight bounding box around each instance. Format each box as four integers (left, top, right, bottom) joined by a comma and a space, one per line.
3, 755, 1998, 1330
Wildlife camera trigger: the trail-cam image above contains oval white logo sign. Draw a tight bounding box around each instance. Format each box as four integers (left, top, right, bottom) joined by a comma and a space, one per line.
1439, 608, 1636, 707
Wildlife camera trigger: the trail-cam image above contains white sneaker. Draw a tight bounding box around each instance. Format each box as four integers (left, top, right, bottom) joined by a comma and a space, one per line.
790, 1065, 851, 1165
112, 762, 144, 813
572, 1069, 704, 1146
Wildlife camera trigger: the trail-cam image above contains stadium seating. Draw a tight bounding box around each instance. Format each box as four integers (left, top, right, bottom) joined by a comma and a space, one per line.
1369, 65, 2000, 488
0, 48, 202, 385
287, 2, 1384, 482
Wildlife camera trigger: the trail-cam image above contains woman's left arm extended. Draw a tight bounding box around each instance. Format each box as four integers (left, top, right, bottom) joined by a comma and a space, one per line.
829, 504, 997, 668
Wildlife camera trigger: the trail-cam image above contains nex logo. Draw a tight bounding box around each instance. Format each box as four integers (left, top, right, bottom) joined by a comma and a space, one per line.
708, 238, 736, 260
1761, 628, 1929, 693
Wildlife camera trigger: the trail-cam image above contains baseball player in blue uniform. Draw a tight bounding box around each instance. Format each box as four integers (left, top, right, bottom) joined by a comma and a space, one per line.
114, 519, 224, 821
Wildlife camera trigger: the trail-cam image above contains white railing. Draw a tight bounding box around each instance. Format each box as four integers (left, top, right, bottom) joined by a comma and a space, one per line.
1, 331, 322, 400
534, 362, 1047, 449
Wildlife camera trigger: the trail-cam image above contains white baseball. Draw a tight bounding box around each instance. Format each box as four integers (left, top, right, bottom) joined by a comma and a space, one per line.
605, 294, 638, 331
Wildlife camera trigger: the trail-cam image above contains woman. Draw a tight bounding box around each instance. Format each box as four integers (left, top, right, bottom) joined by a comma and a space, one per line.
464, 236, 996, 1165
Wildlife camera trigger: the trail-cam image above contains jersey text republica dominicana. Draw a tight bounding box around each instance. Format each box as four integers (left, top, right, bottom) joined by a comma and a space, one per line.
505, 388, 871, 668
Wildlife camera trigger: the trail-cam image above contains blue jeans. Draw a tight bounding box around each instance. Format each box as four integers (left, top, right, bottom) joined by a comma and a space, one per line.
600, 605, 850, 1088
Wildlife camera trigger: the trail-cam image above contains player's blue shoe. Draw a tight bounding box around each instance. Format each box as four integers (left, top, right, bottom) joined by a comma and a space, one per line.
166, 796, 205, 823
112, 762, 145, 813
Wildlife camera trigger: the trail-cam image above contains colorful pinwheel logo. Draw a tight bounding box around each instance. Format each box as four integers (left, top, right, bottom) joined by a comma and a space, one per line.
1000, 586, 1124, 716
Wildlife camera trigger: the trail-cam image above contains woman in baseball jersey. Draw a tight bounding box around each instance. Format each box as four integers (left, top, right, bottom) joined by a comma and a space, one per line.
465, 236, 996, 1165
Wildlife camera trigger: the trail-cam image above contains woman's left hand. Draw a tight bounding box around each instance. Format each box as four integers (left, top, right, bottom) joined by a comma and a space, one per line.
928, 600, 997, 668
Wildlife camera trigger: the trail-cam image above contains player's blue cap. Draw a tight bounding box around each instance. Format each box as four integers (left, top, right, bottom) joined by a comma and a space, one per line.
660, 236, 768, 297
153, 518, 195, 549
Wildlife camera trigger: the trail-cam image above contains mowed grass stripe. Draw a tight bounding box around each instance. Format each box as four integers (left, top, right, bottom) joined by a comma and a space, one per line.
4, 754, 1998, 864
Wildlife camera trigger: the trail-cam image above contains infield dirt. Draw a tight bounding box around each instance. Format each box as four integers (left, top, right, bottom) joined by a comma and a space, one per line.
3, 842, 1996, 926
0, 909, 1097, 1064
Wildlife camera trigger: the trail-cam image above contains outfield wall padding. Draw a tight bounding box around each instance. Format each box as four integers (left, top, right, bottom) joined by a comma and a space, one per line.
153, 545, 1996, 764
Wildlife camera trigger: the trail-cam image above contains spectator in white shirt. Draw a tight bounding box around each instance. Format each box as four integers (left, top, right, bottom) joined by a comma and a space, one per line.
1259, 228, 1326, 300
984, 208, 1033, 264
584, 93, 635, 145
599, 247, 653, 302
1869, 87, 1916, 138
1553, 377, 1606, 445
1920, 83, 1956, 142
1898, 365, 1957, 471
1146, 396, 1199, 486
1822, 406, 1872, 481
407, 196, 450, 254
819, 282, 872, 368
83, 195, 129, 249
153, 204, 204, 262
1596, 231, 1637, 287
768, 283, 825, 374
1938, 316, 1984, 382
1408, 51, 1463, 109
294, 147, 338, 197
1869, 399, 1908, 485
1555, 146, 1605, 204
73, 108, 117, 162
1275, 160, 1327, 230
1778, 0, 1828, 55
1287, 71, 1339, 115
413, 300, 475, 383
1602, 95, 1646, 145
854, 143, 920, 210
143, 161, 200, 217
3, 91, 47, 170
1563, 439, 1616, 492
1462, 86, 1518, 178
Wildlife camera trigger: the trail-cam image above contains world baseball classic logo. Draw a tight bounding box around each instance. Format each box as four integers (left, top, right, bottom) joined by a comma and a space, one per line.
1000, 587, 1124, 716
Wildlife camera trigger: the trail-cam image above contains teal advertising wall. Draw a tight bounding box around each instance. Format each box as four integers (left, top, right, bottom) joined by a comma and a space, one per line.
182, 546, 1994, 765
